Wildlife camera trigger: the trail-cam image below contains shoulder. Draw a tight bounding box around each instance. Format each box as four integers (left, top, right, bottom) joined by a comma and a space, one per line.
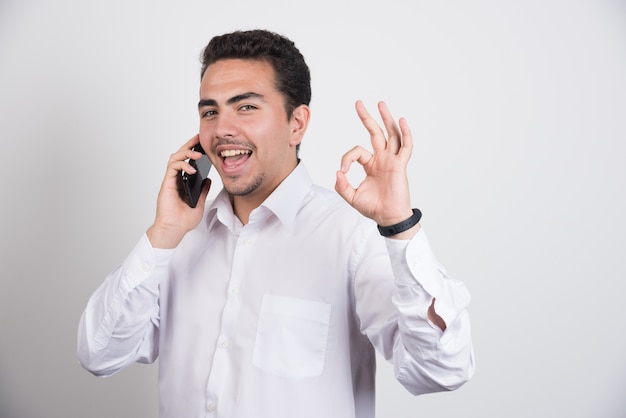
306, 184, 376, 231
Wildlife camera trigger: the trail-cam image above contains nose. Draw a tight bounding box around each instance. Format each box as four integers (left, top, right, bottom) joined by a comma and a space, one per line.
214, 109, 238, 140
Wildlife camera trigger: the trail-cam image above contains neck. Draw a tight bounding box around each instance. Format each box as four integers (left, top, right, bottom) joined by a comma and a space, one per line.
230, 195, 260, 225
229, 159, 299, 225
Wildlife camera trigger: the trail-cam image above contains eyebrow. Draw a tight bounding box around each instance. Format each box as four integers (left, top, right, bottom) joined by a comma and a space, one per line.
198, 92, 265, 109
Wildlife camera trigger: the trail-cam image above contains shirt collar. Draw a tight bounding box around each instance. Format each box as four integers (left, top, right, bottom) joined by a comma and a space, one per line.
206, 162, 313, 232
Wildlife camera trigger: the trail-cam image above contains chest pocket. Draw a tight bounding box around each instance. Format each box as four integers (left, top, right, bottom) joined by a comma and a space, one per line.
252, 294, 332, 378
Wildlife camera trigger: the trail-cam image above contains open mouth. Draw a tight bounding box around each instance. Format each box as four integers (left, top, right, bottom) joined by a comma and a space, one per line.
220, 149, 252, 170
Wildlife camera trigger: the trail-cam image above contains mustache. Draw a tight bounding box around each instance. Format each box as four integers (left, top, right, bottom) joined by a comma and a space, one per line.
211, 137, 256, 153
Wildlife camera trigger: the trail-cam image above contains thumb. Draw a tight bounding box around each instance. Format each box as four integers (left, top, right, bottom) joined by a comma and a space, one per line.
335, 170, 355, 205
196, 178, 212, 209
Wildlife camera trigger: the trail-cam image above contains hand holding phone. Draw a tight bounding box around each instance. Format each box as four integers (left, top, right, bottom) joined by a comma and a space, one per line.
180, 143, 212, 208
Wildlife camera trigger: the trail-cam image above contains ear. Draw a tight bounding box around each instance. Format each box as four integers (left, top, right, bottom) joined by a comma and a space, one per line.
289, 104, 311, 147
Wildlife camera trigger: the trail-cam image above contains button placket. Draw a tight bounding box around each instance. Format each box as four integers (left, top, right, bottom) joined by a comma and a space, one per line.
204, 222, 260, 417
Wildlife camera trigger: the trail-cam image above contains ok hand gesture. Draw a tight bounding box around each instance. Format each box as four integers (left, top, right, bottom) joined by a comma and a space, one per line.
335, 101, 419, 239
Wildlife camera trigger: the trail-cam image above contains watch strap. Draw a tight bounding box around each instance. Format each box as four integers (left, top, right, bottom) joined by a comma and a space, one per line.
377, 208, 422, 237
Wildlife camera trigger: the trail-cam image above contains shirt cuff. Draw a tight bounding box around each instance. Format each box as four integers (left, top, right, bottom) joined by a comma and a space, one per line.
121, 234, 176, 290
385, 228, 443, 299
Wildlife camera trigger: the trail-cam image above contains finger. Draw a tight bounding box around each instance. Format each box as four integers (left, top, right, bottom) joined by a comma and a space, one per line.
339, 145, 374, 173
168, 135, 203, 171
334, 170, 356, 205
378, 101, 402, 154
165, 157, 197, 181
177, 134, 204, 161
168, 150, 198, 169
397, 117, 414, 162
355, 100, 386, 153
179, 134, 201, 151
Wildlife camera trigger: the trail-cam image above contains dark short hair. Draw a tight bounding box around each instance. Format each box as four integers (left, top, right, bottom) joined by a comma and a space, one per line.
200, 29, 311, 119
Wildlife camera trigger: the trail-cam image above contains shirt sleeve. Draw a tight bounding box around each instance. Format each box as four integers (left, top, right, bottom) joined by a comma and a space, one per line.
354, 227, 475, 395
76, 234, 175, 377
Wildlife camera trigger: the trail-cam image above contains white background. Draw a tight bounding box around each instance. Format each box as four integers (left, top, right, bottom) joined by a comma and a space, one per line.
1, 0, 625, 417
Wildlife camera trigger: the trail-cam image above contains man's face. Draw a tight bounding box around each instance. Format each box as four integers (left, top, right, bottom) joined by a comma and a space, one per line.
198, 59, 307, 205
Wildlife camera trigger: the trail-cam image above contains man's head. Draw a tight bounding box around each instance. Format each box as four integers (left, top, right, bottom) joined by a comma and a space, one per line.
197, 30, 312, 219
200, 29, 311, 120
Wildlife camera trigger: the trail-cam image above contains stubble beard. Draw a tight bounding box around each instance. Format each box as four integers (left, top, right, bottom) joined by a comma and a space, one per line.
224, 173, 265, 197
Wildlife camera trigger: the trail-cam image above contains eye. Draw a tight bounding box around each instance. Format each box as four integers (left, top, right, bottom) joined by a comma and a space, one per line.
201, 109, 217, 118
239, 104, 257, 111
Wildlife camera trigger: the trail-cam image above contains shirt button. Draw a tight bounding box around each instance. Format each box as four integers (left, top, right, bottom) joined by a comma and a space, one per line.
141, 262, 151, 273
208, 402, 217, 411
244, 238, 252, 246
221, 340, 229, 349
410, 259, 419, 268
232, 286, 240, 294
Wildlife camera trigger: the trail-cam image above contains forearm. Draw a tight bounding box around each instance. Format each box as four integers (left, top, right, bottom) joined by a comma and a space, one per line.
385, 229, 475, 393
77, 235, 172, 376
392, 282, 474, 394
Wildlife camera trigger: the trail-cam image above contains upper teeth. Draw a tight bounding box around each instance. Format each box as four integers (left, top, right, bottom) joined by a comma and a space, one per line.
221, 149, 251, 157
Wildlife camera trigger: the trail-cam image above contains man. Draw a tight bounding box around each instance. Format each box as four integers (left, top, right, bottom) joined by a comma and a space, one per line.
77, 29, 474, 418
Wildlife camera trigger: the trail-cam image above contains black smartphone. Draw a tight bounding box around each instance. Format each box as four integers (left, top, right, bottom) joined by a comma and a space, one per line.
180, 143, 212, 208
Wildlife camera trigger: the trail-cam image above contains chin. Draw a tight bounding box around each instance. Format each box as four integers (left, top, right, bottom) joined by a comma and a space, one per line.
224, 175, 264, 197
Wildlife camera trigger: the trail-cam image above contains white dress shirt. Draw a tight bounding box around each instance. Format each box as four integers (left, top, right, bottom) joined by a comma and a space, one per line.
77, 163, 474, 418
